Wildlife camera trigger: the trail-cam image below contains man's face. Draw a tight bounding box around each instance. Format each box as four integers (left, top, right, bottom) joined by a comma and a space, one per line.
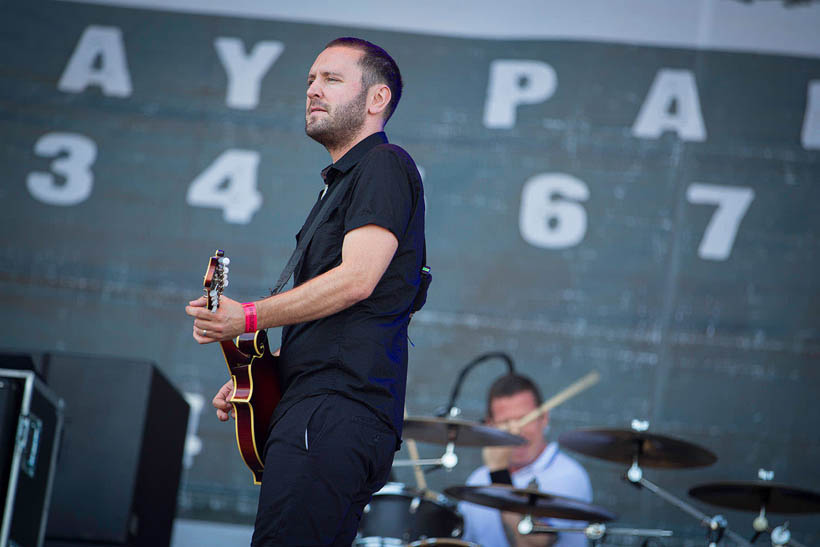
489, 390, 549, 470
305, 46, 368, 149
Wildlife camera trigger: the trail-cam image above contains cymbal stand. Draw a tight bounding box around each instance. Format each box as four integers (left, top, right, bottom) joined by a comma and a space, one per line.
625, 456, 752, 547
392, 441, 459, 471
517, 518, 673, 545
747, 471, 807, 547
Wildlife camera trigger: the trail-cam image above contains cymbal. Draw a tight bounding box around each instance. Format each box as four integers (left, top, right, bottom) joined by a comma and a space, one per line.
558, 428, 717, 468
445, 485, 617, 522
689, 481, 820, 514
403, 417, 527, 447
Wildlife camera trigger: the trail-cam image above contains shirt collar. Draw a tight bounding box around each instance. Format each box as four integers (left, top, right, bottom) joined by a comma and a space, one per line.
320, 131, 388, 184
513, 442, 559, 478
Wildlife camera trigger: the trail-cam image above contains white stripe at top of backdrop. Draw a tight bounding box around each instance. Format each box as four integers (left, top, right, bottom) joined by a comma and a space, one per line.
58, 0, 820, 59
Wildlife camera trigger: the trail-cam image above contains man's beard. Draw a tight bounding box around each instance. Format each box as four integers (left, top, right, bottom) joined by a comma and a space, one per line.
305, 89, 368, 150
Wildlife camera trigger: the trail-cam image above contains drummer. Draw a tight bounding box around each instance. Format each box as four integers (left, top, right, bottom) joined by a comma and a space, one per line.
459, 374, 592, 547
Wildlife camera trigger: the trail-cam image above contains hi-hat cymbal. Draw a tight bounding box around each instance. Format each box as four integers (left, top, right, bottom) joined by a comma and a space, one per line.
558, 428, 717, 468
403, 417, 527, 447
689, 481, 820, 514
445, 485, 617, 522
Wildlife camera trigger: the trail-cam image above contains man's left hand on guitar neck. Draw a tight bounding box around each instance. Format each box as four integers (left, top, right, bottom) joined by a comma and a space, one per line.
187, 295, 245, 344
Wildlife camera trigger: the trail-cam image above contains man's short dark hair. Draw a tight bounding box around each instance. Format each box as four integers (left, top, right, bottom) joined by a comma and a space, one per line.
325, 37, 403, 122
486, 374, 543, 419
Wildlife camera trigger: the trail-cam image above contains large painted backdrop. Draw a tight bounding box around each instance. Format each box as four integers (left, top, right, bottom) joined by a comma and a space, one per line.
2, 0, 819, 544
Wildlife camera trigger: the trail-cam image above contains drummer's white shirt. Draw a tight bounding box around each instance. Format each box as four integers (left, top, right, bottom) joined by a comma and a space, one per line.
459, 442, 593, 547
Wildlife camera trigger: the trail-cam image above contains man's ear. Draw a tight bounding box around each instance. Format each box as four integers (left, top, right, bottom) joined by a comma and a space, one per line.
368, 84, 391, 117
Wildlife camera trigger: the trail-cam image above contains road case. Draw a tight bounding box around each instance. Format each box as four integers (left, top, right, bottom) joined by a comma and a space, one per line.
1, 369, 64, 547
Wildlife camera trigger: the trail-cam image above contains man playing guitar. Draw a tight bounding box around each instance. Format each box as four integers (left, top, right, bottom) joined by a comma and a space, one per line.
185, 37, 426, 545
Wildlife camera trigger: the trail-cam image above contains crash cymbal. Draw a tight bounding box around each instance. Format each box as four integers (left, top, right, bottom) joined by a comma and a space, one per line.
689, 481, 820, 513
558, 428, 717, 468
403, 417, 527, 447
445, 485, 617, 522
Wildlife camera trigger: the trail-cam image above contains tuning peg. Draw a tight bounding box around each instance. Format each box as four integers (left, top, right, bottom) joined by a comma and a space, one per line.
210, 290, 217, 297
220, 257, 230, 266
223, 267, 229, 274
224, 279, 229, 288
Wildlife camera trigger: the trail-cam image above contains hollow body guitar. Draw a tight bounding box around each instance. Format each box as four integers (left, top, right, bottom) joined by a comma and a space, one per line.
203, 249, 282, 484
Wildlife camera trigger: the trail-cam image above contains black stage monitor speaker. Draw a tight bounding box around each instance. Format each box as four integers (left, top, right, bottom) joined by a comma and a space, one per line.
41, 353, 189, 547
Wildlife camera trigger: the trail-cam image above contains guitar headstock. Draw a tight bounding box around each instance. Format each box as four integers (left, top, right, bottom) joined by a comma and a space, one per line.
203, 249, 230, 312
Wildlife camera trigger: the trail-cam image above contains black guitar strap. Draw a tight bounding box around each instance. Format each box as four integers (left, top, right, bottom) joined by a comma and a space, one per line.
269, 178, 351, 296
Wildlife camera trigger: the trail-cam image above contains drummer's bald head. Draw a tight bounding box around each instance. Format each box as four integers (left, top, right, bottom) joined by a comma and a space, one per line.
486, 374, 543, 418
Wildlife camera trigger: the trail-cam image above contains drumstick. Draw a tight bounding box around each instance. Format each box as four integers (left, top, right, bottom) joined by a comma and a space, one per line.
404, 407, 428, 491
512, 371, 600, 430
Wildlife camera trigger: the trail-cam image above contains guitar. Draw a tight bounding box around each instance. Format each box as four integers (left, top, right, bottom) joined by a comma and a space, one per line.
203, 249, 282, 484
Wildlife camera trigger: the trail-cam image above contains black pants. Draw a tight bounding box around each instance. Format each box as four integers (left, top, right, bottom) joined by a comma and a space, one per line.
252, 393, 396, 546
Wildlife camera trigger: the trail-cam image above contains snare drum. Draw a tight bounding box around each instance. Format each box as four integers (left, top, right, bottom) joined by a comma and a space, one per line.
355, 483, 463, 545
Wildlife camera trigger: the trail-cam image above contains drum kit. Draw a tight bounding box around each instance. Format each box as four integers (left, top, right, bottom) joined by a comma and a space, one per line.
356, 412, 820, 546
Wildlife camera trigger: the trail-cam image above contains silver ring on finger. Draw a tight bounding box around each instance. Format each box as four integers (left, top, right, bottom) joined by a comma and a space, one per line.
202, 329, 207, 336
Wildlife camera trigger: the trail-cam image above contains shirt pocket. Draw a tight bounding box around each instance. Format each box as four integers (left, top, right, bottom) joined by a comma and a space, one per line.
302, 206, 344, 273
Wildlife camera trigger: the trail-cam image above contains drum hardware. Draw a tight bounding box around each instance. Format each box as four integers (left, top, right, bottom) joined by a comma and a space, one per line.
631, 475, 747, 547
770, 523, 796, 547
559, 421, 755, 547
688, 470, 820, 547
393, 441, 459, 470
392, 457, 451, 468
516, 518, 673, 542
444, 485, 678, 545
440, 441, 457, 469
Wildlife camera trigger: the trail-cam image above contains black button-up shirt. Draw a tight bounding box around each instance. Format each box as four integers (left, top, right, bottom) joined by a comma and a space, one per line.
275, 132, 425, 442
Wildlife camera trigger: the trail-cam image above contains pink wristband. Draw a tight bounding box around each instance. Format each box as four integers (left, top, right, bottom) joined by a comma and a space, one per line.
241, 302, 257, 333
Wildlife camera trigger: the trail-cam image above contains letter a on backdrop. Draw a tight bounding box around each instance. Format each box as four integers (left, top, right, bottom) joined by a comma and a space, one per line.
58, 25, 132, 97
632, 68, 706, 141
